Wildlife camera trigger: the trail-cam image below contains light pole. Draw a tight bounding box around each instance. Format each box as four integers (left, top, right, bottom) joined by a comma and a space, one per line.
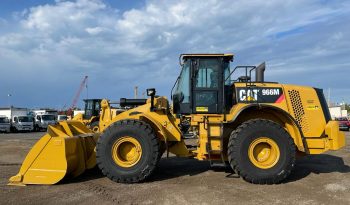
7, 94, 12, 107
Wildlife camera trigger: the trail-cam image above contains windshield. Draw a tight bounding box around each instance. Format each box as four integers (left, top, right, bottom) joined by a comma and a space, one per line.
58, 116, 67, 120
18, 116, 33, 122
0, 117, 9, 123
195, 58, 222, 88
174, 60, 190, 103
42, 115, 56, 121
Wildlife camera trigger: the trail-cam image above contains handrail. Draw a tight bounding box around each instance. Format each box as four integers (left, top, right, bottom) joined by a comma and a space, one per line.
225, 65, 256, 85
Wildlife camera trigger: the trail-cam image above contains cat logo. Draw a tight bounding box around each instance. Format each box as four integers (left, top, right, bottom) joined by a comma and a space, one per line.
239, 89, 259, 102
237, 87, 284, 103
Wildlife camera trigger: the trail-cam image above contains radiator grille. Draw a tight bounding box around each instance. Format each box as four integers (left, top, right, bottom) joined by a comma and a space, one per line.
288, 90, 309, 133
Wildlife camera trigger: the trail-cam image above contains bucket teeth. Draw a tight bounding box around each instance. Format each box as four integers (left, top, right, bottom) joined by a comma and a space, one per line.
8, 174, 26, 186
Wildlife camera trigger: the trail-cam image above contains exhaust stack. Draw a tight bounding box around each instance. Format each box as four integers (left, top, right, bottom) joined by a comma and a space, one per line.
256, 62, 265, 82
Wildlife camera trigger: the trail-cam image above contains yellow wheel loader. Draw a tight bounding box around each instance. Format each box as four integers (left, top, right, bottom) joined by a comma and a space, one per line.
9, 54, 345, 186
72, 99, 102, 132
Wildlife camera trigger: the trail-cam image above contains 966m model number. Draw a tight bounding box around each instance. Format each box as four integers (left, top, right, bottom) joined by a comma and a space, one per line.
262, 89, 280, 96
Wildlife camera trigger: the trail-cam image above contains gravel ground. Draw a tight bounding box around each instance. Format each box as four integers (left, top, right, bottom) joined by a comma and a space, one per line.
0, 131, 349, 205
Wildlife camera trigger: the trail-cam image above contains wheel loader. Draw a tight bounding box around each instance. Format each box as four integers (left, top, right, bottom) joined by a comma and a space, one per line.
9, 54, 345, 185
72, 98, 129, 133
72, 99, 102, 132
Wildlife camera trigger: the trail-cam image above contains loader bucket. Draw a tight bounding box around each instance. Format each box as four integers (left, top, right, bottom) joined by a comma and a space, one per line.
8, 121, 99, 186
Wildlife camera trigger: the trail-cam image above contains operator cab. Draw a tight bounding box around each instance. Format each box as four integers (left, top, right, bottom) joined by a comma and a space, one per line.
172, 54, 234, 114
83, 99, 102, 120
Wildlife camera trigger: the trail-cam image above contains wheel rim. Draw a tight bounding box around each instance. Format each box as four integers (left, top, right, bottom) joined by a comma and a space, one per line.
112, 137, 142, 168
248, 137, 280, 169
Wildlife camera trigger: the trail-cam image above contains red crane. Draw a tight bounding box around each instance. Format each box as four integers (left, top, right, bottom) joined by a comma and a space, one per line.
66, 76, 88, 116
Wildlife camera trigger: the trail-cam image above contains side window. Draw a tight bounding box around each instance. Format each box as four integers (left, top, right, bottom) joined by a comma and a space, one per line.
175, 61, 190, 103
14, 117, 18, 122
196, 59, 219, 88
37, 116, 41, 120
85, 101, 93, 117
223, 61, 231, 85
87, 101, 93, 110
95, 102, 100, 111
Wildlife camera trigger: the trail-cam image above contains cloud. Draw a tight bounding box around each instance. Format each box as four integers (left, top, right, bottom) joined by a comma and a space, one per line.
0, 0, 350, 108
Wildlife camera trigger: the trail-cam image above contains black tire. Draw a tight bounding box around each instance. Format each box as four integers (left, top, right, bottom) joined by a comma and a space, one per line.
227, 119, 296, 184
12, 127, 17, 133
90, 121, 100, 133
96, 119, 160, 183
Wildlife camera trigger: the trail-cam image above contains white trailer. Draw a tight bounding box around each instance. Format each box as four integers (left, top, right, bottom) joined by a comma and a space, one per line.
329, 106, 348, 119
73, 110, 85, 117
32, 109, 58, 116
0, 107, 33, 132
341, 110, 348, 117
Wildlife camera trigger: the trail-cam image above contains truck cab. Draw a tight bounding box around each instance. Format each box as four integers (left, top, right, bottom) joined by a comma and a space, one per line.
34, 114, 57, 131
12, 116, 34, 132
57, 115, 68, 121
0, 116, 11, 133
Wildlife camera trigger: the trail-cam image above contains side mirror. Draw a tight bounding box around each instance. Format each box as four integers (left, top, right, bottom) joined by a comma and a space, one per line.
146, 88, 156, 111
146, 88, 156, 97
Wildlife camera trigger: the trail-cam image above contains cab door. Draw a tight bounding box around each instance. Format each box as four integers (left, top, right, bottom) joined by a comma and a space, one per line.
192, 58, 223, 114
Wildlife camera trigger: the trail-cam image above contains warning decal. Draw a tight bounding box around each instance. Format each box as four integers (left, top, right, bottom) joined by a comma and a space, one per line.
196, 107, 209, 112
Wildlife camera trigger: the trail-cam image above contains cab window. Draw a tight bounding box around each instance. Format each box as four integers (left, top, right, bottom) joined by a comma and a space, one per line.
174, 60, 190, 103
195, 59, 219, 88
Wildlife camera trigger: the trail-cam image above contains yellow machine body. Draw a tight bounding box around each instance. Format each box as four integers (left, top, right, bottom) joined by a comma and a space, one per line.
186, 83, 345, 161
73, 113, 98, 128
98, 98, 190, 157
95, 82, 344, 161
9, 53, 345, 185
9, 84, 345, 185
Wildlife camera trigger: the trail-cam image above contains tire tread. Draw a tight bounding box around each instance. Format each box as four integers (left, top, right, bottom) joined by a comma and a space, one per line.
227, 119, 296, 184
96, 119, 160, 183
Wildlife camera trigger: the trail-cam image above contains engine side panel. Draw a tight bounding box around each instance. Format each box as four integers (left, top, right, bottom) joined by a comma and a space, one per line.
228, 82, 345, 154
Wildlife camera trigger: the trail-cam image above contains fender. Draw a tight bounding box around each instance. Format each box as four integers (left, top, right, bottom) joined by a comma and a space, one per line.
100, 99, 182, 142
226, 104, 308, 153
137, 112, 182, 142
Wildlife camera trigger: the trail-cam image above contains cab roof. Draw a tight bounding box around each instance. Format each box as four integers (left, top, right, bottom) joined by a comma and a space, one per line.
181, 53, 234, 61
83, 99, 102, 102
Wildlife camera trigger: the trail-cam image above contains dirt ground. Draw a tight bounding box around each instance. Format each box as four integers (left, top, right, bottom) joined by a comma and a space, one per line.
0, 132, 349, 205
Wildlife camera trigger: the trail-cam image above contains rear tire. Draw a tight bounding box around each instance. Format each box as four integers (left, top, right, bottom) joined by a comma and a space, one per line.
96, 119, 160, 183
227, 119, 296, 184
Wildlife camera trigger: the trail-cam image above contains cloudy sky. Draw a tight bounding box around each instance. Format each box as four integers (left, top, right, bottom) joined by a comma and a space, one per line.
0, 0, 349, 109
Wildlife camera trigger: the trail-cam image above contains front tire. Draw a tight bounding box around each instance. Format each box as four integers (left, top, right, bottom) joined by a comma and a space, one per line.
228, 119, 296, 184
96, 119, 160, 183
